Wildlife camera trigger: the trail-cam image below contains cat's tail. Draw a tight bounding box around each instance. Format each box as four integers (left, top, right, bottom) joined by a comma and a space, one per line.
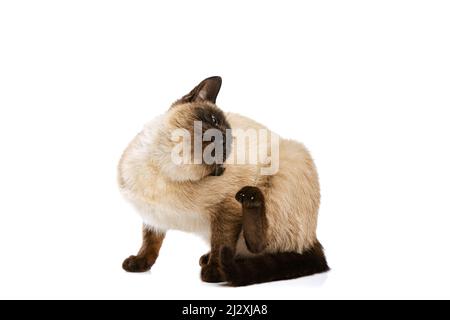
219, 241, 329, 286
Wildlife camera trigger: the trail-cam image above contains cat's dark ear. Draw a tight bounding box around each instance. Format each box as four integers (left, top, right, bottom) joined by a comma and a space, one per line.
180, 76, 222, 104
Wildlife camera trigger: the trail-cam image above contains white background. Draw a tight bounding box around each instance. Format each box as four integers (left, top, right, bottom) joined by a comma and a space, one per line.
1, 1, 449, 300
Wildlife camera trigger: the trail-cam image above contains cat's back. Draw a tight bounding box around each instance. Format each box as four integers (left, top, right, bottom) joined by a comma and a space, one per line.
226, 112, 268, 131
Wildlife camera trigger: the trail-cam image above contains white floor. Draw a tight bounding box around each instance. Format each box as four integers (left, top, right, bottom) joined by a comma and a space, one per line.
1, 209, 449, 300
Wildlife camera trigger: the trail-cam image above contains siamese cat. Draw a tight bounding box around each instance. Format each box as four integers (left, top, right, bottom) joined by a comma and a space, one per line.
118, 76, 329, 286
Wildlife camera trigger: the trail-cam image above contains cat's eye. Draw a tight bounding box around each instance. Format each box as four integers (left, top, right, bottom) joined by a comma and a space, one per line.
211, 115, 218, 126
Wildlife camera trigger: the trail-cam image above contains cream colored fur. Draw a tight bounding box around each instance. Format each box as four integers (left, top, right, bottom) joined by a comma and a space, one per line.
118, 110, 320, 255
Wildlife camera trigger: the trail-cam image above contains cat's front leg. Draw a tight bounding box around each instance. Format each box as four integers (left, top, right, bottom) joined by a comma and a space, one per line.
201, 203, 242, 283
122, 225, 165, 273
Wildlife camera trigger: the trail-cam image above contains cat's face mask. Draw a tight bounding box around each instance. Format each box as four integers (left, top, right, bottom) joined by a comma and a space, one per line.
157, 77, 232, 181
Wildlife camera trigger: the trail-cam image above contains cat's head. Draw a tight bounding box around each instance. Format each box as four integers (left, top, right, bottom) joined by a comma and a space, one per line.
149, 76, 232, 182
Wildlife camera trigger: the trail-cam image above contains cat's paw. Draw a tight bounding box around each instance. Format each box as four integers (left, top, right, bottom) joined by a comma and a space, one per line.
201, 263, 224, 283
235, 186, 264, 208
122, 255, 153, 273
199, 252, 210, 267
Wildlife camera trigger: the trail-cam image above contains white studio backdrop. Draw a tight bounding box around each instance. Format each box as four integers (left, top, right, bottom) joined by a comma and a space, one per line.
0, 1, 449, 299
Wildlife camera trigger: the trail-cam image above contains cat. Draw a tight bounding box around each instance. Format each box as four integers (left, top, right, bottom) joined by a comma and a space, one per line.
118, 76, 329, 286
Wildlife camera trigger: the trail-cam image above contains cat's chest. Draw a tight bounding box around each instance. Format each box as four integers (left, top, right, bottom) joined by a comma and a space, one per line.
120, 176, 210, 236
131, 199, 210, 236
118, 131, 210, 236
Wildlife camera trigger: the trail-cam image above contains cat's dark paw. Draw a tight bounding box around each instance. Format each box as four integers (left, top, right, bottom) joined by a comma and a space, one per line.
199, 252, 210, 267
201, 263, 224, 283
122, 255, 153, 273
235, 186, 264, 208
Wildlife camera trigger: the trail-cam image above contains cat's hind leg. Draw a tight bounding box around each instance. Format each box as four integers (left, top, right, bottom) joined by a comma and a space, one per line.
235, 186, 268, 254
226, 186, 329, 286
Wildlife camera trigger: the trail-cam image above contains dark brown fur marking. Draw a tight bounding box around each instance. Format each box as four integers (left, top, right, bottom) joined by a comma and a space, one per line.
170, 77, 232, 178
199, 252, 210, 267
200, 199, 242, 283
236, 186, 268, 253
122, 226, 165, 273
177, 76, 222, 104
219, 242, 329, 286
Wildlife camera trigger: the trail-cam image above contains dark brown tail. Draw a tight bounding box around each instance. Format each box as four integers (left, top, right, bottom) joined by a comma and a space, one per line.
219, 242, 330, 286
